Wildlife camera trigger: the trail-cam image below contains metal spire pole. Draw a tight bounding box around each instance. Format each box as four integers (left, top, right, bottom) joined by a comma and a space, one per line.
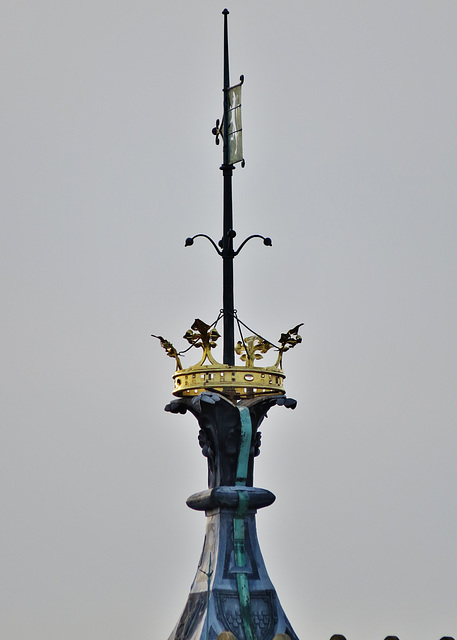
221, 8, 235, 366
188, 10, 273, 364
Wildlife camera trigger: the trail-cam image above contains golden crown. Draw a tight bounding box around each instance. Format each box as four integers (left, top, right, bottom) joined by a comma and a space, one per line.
153, 318, 302, 399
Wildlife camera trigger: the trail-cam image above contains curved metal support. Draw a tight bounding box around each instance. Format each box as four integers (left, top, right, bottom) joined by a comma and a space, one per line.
185, 234, 223, 256
185, 233, 272, 259
233, 234, 272, 257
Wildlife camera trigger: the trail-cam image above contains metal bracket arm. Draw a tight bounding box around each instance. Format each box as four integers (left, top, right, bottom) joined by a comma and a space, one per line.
185, 234, 223, 256
233, 234, 272, 257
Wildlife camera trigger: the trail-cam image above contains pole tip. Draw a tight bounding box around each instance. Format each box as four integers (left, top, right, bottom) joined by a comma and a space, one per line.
222, 8, 229, 15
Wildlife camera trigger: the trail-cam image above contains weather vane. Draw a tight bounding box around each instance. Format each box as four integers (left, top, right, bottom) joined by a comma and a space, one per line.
189, 8, 271, 367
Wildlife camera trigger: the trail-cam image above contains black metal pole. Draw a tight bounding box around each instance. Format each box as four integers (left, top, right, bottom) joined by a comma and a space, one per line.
222, 8, 235, 366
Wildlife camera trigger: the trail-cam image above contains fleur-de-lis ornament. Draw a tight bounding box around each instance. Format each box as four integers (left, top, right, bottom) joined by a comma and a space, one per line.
184, 319, 221, 352
235, 336, 273, 367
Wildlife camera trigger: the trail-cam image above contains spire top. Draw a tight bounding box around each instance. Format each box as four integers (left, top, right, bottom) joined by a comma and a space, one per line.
153, 10, 302, 394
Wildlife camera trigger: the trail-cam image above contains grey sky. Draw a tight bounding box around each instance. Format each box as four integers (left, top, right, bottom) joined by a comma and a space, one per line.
1, 2, 457, 639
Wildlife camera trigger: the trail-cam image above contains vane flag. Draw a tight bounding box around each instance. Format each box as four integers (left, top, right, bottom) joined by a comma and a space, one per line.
213, 11, 244, 168
220, 78, 244, 166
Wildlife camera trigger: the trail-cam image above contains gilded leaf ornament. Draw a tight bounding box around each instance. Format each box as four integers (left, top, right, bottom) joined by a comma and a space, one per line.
275, 323, 303, 368
151, 335, 182, 370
